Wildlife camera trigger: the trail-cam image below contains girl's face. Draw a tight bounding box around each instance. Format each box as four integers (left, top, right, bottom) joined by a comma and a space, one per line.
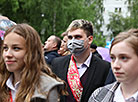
3, 32, 26, 74
110, 41, 138, 84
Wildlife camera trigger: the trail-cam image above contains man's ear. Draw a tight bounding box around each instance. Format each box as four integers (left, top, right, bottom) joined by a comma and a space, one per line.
53, 42, 57, 48
88, 36, 93, 45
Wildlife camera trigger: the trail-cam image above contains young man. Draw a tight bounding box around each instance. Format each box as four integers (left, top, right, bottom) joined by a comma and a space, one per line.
51, 19, 110, 102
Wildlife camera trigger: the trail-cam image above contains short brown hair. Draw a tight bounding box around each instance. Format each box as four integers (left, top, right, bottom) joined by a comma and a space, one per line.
66, 19, 93, 36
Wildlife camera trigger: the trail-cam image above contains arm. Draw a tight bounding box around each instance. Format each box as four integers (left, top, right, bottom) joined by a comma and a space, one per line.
88, 87, 102, 102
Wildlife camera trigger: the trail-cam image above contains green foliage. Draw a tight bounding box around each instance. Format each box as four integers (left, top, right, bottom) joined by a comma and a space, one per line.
0, 0, 106, 45
93, 33, 106, 47
107, 0, 138, 37
107, 13, 130, 37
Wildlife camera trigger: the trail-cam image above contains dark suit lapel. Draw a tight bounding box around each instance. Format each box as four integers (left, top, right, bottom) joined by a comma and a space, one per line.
62, 55, 71, 81
81, 55, 98, 97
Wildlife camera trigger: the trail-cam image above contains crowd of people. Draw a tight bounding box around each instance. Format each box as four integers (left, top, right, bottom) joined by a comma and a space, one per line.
0, 15, 138, 102
51, 19, 110, 102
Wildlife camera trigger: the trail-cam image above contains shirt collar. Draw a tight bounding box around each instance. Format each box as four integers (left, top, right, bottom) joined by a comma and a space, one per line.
126, 91, 138, 101
114, 84, 138, 102
83, 52, 92, 68
6, 74, 20, 91
77, 52, 92, 68
114, 84, 125, 102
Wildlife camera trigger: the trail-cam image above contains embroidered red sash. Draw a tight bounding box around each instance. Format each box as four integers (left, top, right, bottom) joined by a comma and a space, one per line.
67, 55, 83, 102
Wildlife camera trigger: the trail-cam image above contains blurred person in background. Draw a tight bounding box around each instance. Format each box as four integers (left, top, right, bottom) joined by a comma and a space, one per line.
58, 31, 70, 56
90, 44, 102, 59
44, 35, 61, 65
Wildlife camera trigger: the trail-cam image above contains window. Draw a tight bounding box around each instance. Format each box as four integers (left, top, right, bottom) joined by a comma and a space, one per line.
115, 8, 118, 12
114, 8, 121, 13
119, 8, 121, 12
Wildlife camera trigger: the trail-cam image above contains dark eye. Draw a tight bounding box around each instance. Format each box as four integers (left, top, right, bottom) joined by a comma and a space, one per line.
121, 56, 127, 60
110, 56, 115, 62
74, 35, 82, 39
13, 47, 21, 51
63, 40, 66, 43
68, 35, 72, 40
3, 46, 8, 51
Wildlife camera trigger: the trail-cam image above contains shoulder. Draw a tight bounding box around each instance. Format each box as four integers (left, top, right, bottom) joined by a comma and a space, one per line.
52, 54, 71, 63
92, 55, 110, 66
50, 51, 59, 55
88, 82, 119, 102
91, 55, 110, 69
32, 74, 63, 99
45, 51, 60, 57
40, 74, 64, 90
31, 74, 63, 102
93, 82, 115, 95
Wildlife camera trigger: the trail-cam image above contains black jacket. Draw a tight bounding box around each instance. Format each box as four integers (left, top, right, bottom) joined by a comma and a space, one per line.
93, 50, 103, 59
51, 54, 110, 102
44, 50, 60, 65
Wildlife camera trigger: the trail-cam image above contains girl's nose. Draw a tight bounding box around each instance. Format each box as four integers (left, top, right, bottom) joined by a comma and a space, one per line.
112, 59, 121, 70
5, 49, 13, 57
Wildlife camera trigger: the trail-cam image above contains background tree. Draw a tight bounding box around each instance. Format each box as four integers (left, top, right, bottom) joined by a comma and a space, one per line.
107, 0, 138, 38
0, 0, 106, 47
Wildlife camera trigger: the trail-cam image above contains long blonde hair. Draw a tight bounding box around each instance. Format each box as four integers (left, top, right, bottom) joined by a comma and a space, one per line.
0, 23, 67, 102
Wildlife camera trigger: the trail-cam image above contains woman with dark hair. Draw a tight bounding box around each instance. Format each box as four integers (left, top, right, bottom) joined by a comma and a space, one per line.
0, 23, 67, 102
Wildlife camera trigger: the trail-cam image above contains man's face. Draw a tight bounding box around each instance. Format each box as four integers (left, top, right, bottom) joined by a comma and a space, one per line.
67, 28, 93, 50
44, 36, 57, 52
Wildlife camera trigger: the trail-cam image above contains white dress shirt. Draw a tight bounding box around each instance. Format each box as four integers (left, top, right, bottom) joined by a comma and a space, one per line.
77, 52, 92, 77
6, 75, 20, 102
114, 84, 138, 102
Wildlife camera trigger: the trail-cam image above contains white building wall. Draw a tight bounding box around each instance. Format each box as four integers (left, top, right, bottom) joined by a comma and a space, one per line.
102, 0, 130, 36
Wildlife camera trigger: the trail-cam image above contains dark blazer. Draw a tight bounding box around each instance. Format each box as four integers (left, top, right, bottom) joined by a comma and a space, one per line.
93, 50, 103, 59
51, 54, 110, 102
104, 68, 116, 85
44, 50, 60, 65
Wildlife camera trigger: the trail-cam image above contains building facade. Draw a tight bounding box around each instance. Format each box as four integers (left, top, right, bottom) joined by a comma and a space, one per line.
102, 0, 130, 36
